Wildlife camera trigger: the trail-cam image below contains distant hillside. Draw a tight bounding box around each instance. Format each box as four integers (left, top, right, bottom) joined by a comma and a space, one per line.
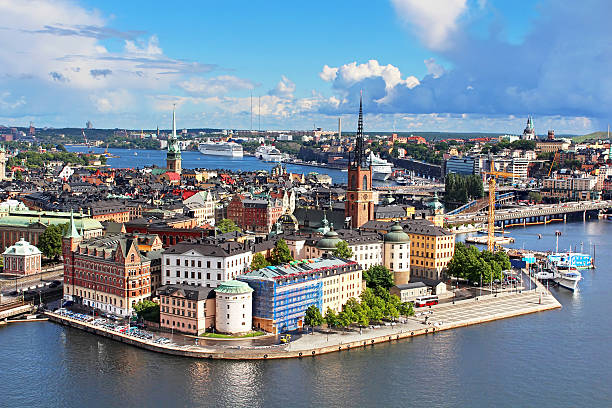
571, 131, 610, 143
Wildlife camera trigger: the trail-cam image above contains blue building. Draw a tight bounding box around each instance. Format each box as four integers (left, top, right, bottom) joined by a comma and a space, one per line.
445, 156, 477, 176
237, 255, 362, 333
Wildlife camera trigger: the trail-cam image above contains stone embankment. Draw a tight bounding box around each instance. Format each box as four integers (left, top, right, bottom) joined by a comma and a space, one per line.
45, 286, 561, 360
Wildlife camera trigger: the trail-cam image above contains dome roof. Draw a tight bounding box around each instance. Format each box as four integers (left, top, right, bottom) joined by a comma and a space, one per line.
384, 222, 410, 243
3, 238, 41, 256
427, 192, 444, 210
316, 229, 342, 250
215, 280, 253, 294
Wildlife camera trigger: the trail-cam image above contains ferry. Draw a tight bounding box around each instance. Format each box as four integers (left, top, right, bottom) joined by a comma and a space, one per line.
255, 145, 286, 162
547, 252, 593, 269
199, 140, 243, 157
367, 152, 392, 181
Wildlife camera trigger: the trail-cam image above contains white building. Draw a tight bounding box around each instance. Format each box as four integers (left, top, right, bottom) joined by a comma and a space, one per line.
383, 223, 411, 285
184, 191, 217, 226
162, 240, 252, 288
214, 280, 253, 334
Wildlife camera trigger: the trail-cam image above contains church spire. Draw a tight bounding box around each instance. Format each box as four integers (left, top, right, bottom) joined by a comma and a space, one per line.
172, 104, 177, 139
352, 91, 365, 168
65, 209, 80, 239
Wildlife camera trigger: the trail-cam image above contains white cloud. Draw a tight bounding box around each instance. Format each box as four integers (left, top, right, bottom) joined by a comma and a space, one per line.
268, 75, 296, 98
424, 58, 445, 78
90, 89, 134, 113
391, 0, 467, 50
319, 65, 338, 82
325, 60, 419, 92
179, 75, 256, 96
0, 92, 26, 109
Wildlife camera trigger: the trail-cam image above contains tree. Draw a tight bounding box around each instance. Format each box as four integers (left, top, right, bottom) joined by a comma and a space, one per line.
271, 239, 293, 265
304, 305, 324, 331
216, 218, 241, 234
133, 300, 160, 323
38, 224, 64, 259
528, 191, 543, 203
332, 240, 353, 259
250, 253, 270, 270
324, 307, 338, 328
363, 265, 394, 290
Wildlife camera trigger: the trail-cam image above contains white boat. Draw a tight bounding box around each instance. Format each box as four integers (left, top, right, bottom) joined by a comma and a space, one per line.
367, 152, 392, 181
199, 140, 243, 157
255, 145, 286, 162
551, 263, 582, 291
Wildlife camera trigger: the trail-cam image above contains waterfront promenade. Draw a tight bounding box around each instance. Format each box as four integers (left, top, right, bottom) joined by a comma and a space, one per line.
45, 285, 560, 361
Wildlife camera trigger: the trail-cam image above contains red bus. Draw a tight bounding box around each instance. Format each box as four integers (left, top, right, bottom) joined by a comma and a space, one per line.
414, 295, 439, 308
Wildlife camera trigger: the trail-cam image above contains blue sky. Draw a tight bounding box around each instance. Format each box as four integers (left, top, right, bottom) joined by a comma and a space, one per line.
0, 0, 608, 134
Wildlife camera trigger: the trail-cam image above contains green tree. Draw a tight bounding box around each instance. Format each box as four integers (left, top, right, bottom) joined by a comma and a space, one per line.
271, 239, 293, 265
528, 191, 543, 203
304, 305, 324, 331
216, 218, 241, 234
250, 253, 270, 270
13, 170, 23, 181
332, 240, 353, 259
363, 265, 394, 290
133, 300, 160, 322
38, 224, 65, 259
324, 307, 338, 328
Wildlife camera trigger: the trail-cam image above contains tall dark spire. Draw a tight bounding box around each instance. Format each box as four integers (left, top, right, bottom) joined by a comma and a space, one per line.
352, 91, 365, 168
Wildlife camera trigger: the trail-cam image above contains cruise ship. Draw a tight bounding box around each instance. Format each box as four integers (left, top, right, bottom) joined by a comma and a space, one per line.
367, 152, 393, 181
198, 140, 243, 157
255, 145, 286, 162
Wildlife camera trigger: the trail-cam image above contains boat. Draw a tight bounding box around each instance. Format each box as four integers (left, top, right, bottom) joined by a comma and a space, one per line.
395, 176, 408, 185
367, 152, 392, 181
255, 145, 286, 162
198, 140, 243, 157
547, 252, 593, 269
551, 263, 582, 291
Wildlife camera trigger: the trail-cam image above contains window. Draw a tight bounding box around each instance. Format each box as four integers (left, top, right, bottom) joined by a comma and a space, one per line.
217, 261, 221, 268
217, 273, 221, 280
166, 259, 170, 265
184, 260, 188, 266
198, 261, 201, 267
176, 259, 180, 266
207, 261, 210, 268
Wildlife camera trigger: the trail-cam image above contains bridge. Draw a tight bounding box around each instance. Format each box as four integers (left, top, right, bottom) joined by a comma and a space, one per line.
446, 192, 515, 216
446, 200, 612, 227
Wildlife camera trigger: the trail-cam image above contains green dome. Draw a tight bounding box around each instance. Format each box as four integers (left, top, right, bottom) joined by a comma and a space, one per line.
215, 280, 253, 294
427, 192, 444, 210
316, 230, 342, 250
384, 222, 410, 243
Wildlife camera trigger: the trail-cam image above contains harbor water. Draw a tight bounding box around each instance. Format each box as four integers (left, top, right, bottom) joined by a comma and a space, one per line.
0, 220, 610, 407
65, 146, 349, 185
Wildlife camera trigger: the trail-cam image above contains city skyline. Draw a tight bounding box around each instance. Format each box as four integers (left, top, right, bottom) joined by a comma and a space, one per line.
0, 0, 609, 134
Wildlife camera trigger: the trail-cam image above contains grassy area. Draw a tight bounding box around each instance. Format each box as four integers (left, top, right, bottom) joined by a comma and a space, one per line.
200, 331, 266, 338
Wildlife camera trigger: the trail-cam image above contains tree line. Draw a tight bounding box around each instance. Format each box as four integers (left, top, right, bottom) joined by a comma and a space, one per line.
446, 242, 511, 284
444, 173, 484, 209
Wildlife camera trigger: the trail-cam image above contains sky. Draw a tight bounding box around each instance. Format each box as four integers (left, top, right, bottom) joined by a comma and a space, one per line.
0, 0, 609, 134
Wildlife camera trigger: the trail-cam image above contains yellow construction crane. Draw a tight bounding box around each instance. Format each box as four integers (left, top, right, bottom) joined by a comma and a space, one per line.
547, 150, 559, 178
484, 160, 517, 252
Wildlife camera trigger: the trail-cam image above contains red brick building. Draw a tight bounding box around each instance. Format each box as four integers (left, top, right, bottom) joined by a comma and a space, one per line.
62, 214, 153, 317
227, 195, 283, 233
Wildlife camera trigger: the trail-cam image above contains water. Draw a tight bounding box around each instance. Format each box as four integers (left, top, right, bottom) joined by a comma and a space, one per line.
1, 223, 611, 407
65, 146, 348, 185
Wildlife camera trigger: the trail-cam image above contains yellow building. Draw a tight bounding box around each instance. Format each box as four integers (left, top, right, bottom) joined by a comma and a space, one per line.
405, 222, 455, 281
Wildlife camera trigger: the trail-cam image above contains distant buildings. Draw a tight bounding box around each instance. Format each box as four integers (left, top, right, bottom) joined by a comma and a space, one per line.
522, 116, 536, 140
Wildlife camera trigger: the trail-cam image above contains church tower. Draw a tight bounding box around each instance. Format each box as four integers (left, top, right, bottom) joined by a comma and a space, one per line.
62, 210, 82, 300
345, 93, 375, 228
166, 106, 182, 174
